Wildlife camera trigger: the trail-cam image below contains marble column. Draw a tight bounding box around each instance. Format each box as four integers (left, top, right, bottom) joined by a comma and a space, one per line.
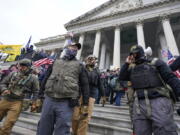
162, 17, 179, 56
113, 26, 121, 68
159, 34, 168, 61
99, 44, 106, 70
76, 34, 85, 60
136, 21, 146, 49
159, 34, 168, 50
177, 33, 180, 48
63, 38, 69, 47
93, 30, 101, 58
105, 52, 110, 69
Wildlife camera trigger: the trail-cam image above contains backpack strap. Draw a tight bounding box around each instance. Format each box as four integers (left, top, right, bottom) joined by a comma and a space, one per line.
144, 89, 151, 117
150, 58, 176, 102
133, 58, 157, 117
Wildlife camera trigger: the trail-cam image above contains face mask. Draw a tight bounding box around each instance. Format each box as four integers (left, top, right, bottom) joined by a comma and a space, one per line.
63, 48, 77, 60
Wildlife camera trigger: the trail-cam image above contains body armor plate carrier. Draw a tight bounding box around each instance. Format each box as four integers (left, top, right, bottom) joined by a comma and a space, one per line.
130, 62, 164, 89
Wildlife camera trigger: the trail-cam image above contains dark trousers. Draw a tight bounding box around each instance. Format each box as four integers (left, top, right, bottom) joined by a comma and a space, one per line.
37, 96, 73, 135
133, 97, 178, 135
110, 88, 114, 104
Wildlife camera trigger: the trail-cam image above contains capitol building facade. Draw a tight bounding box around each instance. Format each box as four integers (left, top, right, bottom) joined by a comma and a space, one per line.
35, 0, 180, 69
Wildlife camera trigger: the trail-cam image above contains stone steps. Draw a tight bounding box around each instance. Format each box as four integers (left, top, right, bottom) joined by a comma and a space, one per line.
11, 125, 100, 135
89, 122, 132, 135
20, 111, 132, 129
15, 115, 133, 135
16, 109, 180, 135
91, 115, 131, 129
8, 98, 180, 135
93, 108, 130, 119
94, 104, 129, 111
11, 126, 36, 135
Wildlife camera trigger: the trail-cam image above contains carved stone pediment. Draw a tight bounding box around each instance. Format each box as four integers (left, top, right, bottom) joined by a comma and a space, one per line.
111, 0, 142, 13
93, 0, 142, 19
65, 0, 142, 27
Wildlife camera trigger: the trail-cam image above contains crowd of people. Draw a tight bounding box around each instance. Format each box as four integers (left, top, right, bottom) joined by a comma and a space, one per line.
0, 40, 180, 135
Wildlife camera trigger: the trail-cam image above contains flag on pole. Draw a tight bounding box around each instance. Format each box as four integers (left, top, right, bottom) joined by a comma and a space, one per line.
33, 58, 54, 67
68, 32, 74, 37
161, 49, 180, 78
25, 36, 32, 49
67, 32, 74, 41
0, 45, 22, 61
161, 49, 169, 58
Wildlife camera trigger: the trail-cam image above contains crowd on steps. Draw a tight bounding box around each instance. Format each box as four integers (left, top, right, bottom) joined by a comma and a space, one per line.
0, 41, 180, 135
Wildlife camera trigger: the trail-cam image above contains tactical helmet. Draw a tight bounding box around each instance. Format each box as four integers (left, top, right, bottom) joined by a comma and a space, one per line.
19, 59, 32, 67
130, 45, 145, 56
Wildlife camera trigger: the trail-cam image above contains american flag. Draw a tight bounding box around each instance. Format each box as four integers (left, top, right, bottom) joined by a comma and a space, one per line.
161, 49, 180, 78
33, 58, 54, 67
161, 49, 169, 58
167, 50, 174, 65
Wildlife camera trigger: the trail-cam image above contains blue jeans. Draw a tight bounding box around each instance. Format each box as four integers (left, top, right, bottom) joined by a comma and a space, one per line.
115, 91, 124, 106
37, 96, 73, 135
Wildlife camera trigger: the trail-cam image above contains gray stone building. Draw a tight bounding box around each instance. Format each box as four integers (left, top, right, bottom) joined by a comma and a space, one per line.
35, 0, 180, 69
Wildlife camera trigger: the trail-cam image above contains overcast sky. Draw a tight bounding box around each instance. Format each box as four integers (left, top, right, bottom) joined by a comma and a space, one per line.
0, 0, 108, 45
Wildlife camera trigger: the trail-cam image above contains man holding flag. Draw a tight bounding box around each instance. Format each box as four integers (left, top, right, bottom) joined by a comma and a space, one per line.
161, 49, 180, 78
169, 55, 180, 115
161, 49, 180, 115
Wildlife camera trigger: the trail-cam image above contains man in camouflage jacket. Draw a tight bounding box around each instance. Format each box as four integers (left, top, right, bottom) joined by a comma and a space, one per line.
0, 59, 39, 135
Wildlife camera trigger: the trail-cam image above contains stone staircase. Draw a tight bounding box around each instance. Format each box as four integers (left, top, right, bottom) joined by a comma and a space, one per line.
8, 99, 180, 135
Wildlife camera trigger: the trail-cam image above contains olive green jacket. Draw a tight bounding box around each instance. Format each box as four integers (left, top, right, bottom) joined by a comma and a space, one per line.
0, 71, 39, 101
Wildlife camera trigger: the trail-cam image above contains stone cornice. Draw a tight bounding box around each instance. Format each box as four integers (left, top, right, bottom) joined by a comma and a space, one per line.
159, 13, 171, 22
35, 34, 66, 46
135, 18, 145, 26
65, 0, 175, 29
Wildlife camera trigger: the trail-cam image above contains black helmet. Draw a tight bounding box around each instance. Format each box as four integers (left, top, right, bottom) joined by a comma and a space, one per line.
19, 59, 32, 67
130, 45, 145, 56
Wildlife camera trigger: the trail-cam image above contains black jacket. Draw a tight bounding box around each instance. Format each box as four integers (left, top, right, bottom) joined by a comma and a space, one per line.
170, 56, 180, 71
119, 59, 180, 99
86, 67, 105, 98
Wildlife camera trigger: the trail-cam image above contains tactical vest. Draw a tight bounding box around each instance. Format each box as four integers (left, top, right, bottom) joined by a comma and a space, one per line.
130, 62, 164, 89
8, 72, 32, 99
129, 59, 172, 117
45, 59, 81, 99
